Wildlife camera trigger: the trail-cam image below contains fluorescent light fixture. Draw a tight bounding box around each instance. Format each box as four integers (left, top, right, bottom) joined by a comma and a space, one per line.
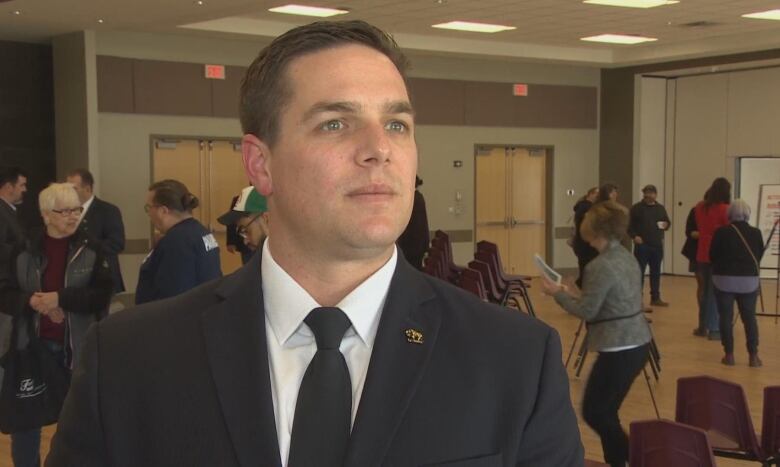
268, 4, 349, 17
581, 33, 657, 44
742, 9, 780, 20
432, 21, 515, 33
583, 0, 678, 8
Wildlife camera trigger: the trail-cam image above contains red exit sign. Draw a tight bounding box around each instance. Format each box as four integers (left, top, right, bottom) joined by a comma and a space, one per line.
513, 83, 528, 96
205, 64, 226, 80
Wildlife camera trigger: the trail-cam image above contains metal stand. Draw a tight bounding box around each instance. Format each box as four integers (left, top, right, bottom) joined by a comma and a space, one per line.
757, 218, 779, 322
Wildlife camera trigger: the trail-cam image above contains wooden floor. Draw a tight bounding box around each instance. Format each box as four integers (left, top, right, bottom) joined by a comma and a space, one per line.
1, 275, 777, 466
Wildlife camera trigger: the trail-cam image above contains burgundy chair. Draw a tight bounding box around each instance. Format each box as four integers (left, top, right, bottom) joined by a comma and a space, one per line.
676, 375, 768, 464
629, 419, 716, 467
431, 236, 462, 283
457, 268, 487, 300
762, 386, 780, 465
467, 260, 520, 309
474, 250, 535, 316
475, 240, 530, 283
423, 248, 448, 281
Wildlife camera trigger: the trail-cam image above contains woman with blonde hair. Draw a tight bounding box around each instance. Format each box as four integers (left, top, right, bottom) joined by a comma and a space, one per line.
0, 182, 112, 467
542, 200, 651, 467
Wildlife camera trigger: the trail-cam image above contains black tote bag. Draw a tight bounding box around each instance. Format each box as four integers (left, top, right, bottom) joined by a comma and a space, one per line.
0, 316, 70, 434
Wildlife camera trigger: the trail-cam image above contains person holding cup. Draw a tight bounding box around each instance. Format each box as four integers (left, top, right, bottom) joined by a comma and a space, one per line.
628, 184, 671, 307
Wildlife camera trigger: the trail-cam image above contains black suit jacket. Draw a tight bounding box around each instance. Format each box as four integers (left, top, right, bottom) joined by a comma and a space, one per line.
0, 200, 24, 266
79, 197, 125, 293
46, 253, 583, 467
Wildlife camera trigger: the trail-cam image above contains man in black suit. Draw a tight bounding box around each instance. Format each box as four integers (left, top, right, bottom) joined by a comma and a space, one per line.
0, 166, 27, 357
66, 168, 126, 294
47, 21, 583, 467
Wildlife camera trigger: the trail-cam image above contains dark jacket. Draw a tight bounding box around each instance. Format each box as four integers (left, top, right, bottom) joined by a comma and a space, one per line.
47, 253, 584, 467
681, 207, 698, 262
628, 201, 670, 248
135, 217, 222, 305
0, 229, 113, 368
572, 199, 597, 260
0, 200, 25, 267
78, 197, 126, 293
710, 221, 764, 277
397, 189, 430, 270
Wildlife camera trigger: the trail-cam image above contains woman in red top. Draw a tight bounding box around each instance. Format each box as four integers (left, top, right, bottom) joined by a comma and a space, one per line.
692, 178, 730, 339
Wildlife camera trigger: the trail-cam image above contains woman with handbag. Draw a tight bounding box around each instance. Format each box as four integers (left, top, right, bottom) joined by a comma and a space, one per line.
0, 182, 113, 467
709, 199, 765, 367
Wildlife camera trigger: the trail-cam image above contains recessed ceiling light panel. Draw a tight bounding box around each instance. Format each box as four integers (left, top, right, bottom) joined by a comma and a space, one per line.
580, 33, 657, 44
432, 21, 515, 33
268, 4, 349, 17
584, 0, 679, 8
742, 9, 780, 20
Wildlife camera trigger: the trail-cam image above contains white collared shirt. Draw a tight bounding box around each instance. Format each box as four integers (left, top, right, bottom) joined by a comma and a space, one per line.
261, 241, 396, 466
78, 195, 95, 223
2, 198, 16, 211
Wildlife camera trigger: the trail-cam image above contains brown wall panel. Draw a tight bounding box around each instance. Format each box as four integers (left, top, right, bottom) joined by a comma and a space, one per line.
463, 81, 516, 127
513, 84, 597, 129
133, 60, 212, 116
212, 65, 246, 118
97, 56, 134, 113
408, 78, 465, 125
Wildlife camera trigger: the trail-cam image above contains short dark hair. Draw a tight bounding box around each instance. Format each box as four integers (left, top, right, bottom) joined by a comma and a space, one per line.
704, 177, 731, 207
239, 20, 409, 147
597, 183, 619, 203
582, 200, 629, 242
67, 168, 94, 188
149, 179, 199, 214
0, 166, 27, 188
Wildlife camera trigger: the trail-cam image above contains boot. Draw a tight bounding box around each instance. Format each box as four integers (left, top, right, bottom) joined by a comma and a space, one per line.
721, 353, 735, 366
749, 353, 762, 368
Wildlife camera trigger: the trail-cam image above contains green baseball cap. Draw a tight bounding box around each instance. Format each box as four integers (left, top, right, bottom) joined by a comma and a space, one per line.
217, 186, 267, 225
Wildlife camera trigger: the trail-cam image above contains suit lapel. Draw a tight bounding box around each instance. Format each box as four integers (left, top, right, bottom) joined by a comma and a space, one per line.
344, 258, 441, 467
201, 253, 282, 467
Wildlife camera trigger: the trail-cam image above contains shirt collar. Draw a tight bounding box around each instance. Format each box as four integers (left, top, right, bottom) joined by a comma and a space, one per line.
82, 195, 95, 212
261, 241, 397, 349
2, 198, 16, 211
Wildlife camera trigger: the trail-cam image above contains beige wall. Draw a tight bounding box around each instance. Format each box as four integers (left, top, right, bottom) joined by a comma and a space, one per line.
88, 30, 601, 290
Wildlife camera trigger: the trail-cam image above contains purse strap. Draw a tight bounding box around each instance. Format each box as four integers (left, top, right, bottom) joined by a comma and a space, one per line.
731, 224, 759, 274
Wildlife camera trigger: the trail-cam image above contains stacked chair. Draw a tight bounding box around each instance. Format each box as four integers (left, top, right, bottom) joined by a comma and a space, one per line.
674, 376, 780, 466
422, 232, 536, 316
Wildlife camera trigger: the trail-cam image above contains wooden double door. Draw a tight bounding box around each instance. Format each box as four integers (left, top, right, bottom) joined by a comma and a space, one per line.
151, 138, 247, 274
475, 146, 547, 277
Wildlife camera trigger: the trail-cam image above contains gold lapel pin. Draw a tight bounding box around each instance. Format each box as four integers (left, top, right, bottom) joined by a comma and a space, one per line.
405, 329, 424, 345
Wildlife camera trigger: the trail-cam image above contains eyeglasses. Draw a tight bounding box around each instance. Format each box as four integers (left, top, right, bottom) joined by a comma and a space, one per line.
51, 207, 84, 216
144, 204, 160, 213
237, 214, 263, 239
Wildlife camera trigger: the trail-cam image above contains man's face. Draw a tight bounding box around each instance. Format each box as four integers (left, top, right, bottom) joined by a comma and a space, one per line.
8, 175, 27, 205
66, 175, 92, 204
643, 191, 657, 204
237, 213, 268, 250
244, 44, 417, 261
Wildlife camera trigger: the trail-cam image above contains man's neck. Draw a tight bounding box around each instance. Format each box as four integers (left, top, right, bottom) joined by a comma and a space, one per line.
267, 236, 394, 307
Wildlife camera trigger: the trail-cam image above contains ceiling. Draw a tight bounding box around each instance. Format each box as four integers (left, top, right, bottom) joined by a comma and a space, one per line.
3, 0, 780, 67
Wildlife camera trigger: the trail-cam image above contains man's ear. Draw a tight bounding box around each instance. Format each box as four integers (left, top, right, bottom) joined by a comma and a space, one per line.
242, 134, 273, 196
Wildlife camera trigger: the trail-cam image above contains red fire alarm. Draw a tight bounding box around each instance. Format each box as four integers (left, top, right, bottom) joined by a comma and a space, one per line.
513, 83, 528, 96
204, 64, 226, 80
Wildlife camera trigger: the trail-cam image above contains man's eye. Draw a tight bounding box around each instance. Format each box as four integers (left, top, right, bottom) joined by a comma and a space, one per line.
321, 120, 345, 131
386, 121, 408, 133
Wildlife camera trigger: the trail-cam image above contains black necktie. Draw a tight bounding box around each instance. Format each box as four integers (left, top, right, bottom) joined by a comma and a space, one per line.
288, 307, 352, 467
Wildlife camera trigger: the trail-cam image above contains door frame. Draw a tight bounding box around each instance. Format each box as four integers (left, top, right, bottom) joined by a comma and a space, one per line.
473, 143, 555, 263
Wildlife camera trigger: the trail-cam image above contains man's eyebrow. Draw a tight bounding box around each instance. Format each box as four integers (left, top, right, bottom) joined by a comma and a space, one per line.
301, 101, 360, 123
385, 100, 415, 117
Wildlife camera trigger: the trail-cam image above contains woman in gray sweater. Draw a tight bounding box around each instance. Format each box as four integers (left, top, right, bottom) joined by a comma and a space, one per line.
542, 200, 651, 467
